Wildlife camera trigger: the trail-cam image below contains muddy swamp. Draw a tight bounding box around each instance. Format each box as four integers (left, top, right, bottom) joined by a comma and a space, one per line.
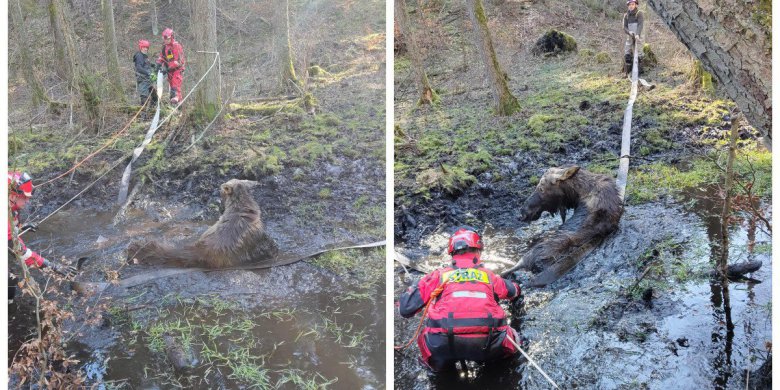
8, 0, 386, 388
394, 0, 771, 389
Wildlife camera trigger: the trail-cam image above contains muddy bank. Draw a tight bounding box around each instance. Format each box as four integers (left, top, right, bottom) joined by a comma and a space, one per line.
12, 203, 385, 388
394, 198, 771, 389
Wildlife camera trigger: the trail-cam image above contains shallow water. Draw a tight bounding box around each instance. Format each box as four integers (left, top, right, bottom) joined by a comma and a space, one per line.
11, 205, 385, 389
395, 195, 771, 389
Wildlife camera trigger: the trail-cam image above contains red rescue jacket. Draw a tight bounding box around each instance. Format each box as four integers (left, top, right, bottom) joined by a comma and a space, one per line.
7, 204, 45, 267
399, 253, 521, 335
157, 40, 185, 73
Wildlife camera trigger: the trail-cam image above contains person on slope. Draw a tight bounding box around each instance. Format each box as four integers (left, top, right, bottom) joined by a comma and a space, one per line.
623, 0, 645, 75
133, 39, 157, 107
156, 28, 186, 105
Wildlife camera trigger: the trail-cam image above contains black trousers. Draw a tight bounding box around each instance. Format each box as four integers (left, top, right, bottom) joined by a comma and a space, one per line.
425, 331, 510, 371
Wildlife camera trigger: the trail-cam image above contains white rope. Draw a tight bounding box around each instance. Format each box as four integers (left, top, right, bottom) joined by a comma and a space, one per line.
117, 72, 164, 204
117, 51, 221, 203
20, 155, 129, 236
505, 335, 560, 389
615, 37, 640, 201
156, 51, 220, 130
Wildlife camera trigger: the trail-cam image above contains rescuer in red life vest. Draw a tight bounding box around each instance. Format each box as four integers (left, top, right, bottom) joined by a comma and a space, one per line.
399, 227, 524, 371
8, 172, 78, 285
156, 28, 186, 105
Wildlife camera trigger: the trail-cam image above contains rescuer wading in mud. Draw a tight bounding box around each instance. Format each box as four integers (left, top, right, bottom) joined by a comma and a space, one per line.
8, 172, 77, 299
399, 227, 525, 371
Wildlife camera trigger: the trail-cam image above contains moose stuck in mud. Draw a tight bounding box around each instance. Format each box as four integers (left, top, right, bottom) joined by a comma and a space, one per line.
127, 179, 279, 269
504, 165, 623, 286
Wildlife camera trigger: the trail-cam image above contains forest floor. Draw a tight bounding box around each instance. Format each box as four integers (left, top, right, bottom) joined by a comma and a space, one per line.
394, 1, 771, 389
9, 0, 386, 388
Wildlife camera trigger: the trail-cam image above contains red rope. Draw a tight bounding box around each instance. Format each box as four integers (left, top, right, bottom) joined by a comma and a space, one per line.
395, 281, 448, 351
36, 95, 150, 187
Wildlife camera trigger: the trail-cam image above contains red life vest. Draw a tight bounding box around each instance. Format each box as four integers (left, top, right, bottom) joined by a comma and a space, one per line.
425, 264, 511, 335
158, 41, 185, 71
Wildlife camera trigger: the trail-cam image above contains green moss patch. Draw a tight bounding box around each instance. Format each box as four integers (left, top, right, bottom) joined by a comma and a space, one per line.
532, 29, 578, 56
626, 144, 771, 204
416, 165, 477, 196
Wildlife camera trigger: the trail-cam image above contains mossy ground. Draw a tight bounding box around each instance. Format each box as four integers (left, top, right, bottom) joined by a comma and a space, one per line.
395, 0, 770, 241
8, 0, 386, 387
110, 247, 383, 388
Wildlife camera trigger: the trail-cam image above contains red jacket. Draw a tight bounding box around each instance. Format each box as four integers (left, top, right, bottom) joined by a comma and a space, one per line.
157, 40, 185, 73
7, 206, 45, 267
400, 253, 521, 334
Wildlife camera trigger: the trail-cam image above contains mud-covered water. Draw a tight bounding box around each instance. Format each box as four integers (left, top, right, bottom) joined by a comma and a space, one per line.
11, 205, 385, 389
394, 196, 771, 389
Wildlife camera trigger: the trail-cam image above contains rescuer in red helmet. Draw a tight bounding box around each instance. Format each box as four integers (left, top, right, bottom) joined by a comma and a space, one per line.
156, 28, 186, 105
133, 39, 157, 107
399, 227, 524, 372
8, 172, 78, 288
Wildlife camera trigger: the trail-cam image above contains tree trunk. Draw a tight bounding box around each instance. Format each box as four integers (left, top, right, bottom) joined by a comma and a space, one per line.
101, 0, 124, 103
190, 0, 220, 119
12, 0, 48, 106
48, 0, 70, 80
51, 0, 100, 129
646, 0, 772, 148
151, 0, 158, 35
273, 0, 299, 94
464, 0, 520, 116
395, 0, 439, 105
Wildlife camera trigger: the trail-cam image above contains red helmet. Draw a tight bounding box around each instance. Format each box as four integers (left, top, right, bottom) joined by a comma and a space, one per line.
448, 227, 483, 255
8, 172, 34, 198
162, 28, 174, 40
138, 39, 150, 50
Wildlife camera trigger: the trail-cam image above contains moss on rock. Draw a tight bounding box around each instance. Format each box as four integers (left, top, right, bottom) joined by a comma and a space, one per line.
641, 43, 657, 68
595, 52, 611, 64
532, 29, 577, 56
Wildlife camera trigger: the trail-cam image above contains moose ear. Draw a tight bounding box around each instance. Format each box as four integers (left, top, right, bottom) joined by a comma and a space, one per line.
222, 184, 233, 196
559, 166, 580, 181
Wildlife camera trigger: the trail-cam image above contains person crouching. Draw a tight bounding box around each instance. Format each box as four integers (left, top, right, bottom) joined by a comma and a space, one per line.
399, 227, 523, 372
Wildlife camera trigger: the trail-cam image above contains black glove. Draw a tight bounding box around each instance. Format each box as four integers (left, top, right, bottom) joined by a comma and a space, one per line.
42, 259, 78, 278
21, 223, 37, 233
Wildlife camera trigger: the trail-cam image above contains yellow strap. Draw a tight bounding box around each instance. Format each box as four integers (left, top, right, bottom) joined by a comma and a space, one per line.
441, 268, 490, 284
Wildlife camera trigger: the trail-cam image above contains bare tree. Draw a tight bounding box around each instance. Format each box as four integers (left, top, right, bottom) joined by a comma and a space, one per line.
190, 0, 220, 117
464, 0, 520, 115
395, 0, 439, 105
50, 0, 100, 128
12, 0, 48, 106
273, 0, 299, 94
101, 0, 124, 102
47, 0, 71, 80
151, 0, 159, 35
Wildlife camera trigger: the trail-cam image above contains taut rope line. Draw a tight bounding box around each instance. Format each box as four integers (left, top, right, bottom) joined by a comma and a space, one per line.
615, 36, 640, 200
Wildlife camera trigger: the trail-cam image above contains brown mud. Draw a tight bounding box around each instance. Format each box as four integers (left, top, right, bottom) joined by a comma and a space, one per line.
9, 1, 386, 387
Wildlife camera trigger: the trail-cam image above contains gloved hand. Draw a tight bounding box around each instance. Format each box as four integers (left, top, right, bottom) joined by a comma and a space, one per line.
21, 223, 38, 232
42, 259, 78, 278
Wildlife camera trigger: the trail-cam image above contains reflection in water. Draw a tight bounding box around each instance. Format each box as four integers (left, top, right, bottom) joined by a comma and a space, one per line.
396, 196, 771, 389
10, 207, 385, 388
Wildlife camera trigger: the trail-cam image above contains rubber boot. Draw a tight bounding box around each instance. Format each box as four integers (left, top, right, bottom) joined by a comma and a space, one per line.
624, 54, 632, 76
